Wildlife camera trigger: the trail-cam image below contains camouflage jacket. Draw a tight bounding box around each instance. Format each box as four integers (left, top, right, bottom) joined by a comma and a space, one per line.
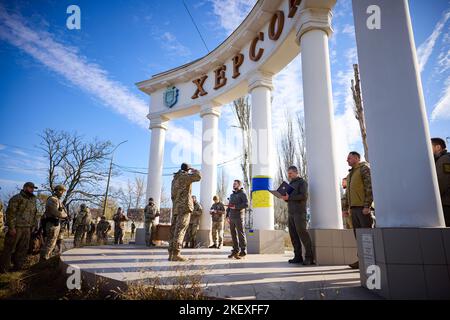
189, 201, 203, 225
210, 202, 226, 222
5, 190, 38, 229
342, 162, 373, 210
171, 170, 201, 215
96, 220, 111, 235
74, 208, 92, 229
144, 203, 159, 222
44, 195, 68, 220
435, 151, 450, 206
113, 213, 128, 229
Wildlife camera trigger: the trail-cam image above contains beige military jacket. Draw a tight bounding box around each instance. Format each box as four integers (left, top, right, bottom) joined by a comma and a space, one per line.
171, 170, 201, 215
44, 195, 68, 220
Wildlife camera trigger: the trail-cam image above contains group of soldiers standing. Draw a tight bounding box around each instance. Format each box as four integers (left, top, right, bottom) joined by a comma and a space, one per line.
0, 183, 113, 273
72, 205, 112, 247
0, 183, 68, 272
2, 137, 447, 271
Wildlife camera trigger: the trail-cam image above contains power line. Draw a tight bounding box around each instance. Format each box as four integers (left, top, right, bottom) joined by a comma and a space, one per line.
182, 0, 210, 53
113, 155, 242, 175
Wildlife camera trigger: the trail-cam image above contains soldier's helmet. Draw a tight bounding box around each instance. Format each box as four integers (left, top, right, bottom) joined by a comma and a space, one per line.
80, 203, 87, 210
213, 195, 219, 201
54, 184, 66, 192
101, 216, 106, 220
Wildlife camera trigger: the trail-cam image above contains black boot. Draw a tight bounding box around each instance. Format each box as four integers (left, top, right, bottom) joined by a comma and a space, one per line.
209, 244, 217, 248
288, 257, 303, 264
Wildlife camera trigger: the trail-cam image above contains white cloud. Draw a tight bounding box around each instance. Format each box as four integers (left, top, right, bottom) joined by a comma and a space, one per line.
210, 0, 256, 35
341, 24, 355, 36
417, 9, 450, 73
160, 31, 191, 57
0, 6, 149, 128
272, 55, 304, 133
431, 77, 450, 121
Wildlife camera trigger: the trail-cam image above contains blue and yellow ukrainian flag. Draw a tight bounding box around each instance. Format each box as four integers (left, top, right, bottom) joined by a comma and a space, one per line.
251, 175, 273, 208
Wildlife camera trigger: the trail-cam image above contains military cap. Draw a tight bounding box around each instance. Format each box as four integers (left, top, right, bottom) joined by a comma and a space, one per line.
23, 182, 38, 189
181, 163, 191, 171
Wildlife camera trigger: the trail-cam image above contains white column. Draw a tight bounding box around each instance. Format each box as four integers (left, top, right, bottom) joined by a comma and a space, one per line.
249, 71, 275, 231
352, 0, 444, 227
199, 104, 221, 243
297, 8, 343, 229
146, 116, 168, 224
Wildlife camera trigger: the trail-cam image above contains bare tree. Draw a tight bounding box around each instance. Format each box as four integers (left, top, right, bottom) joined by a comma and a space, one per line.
233, 96, 252, 196
117, 181, 134, 212
39, 129, 113, 209
133, 176, 145, 209
160, 183, 171, 208
351, 64, 369, 162
296, 113, 308, 181
280, 111, 296, 180
274, 112, 298, 230
216, 168, 229, 202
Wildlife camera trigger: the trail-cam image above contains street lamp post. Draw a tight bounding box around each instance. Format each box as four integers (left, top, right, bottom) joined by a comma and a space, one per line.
102, 140, 127, 217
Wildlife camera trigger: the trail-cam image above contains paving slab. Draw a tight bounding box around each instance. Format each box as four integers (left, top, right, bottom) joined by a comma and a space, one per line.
60, 245, 380, 300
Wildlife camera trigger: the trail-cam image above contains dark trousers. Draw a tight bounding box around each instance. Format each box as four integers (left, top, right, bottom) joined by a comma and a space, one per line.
288, 214, 313, 260
351, 207, 374, 238
114, 228, 124, 244
443, 205, 450, 227
229, 214, 246, 253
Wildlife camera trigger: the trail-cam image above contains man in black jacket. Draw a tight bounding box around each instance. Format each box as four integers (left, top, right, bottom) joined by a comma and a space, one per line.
281, 166, 314, 265
227, 180, 249, 259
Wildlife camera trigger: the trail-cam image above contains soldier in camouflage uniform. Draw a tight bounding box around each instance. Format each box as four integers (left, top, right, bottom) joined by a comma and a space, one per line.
113, 208, 128, 244
40, 185, 68, 261
96, 216, 111, 245
144, 198, 160, 247
341, 151, 374, 269
209, 195, 225, 249
73, 204, 91, 247
86, 219, 96, 244
0, 182, 38, 272
169, 163, 201, 261
184, 195, 202, 248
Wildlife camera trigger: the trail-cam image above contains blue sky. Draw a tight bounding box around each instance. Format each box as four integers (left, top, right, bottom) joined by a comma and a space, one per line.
0, 0, 449, 202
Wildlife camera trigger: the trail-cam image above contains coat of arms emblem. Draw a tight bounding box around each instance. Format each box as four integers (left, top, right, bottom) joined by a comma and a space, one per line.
163, 86, 179, 108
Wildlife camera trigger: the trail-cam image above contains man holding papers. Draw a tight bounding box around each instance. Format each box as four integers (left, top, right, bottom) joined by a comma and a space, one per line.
281, 166, 315, 265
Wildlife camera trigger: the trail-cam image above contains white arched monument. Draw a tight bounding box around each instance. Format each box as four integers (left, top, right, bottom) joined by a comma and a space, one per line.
137, 0, 448, 299
137, 0, 344, 253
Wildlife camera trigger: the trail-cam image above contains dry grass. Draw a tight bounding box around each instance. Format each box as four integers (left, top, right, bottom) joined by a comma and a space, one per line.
0, 252, 211, 300
115, 267, 209, 300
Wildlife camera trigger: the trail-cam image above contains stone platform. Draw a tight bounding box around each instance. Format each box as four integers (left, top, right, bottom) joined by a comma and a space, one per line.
60, 245, 379, 300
